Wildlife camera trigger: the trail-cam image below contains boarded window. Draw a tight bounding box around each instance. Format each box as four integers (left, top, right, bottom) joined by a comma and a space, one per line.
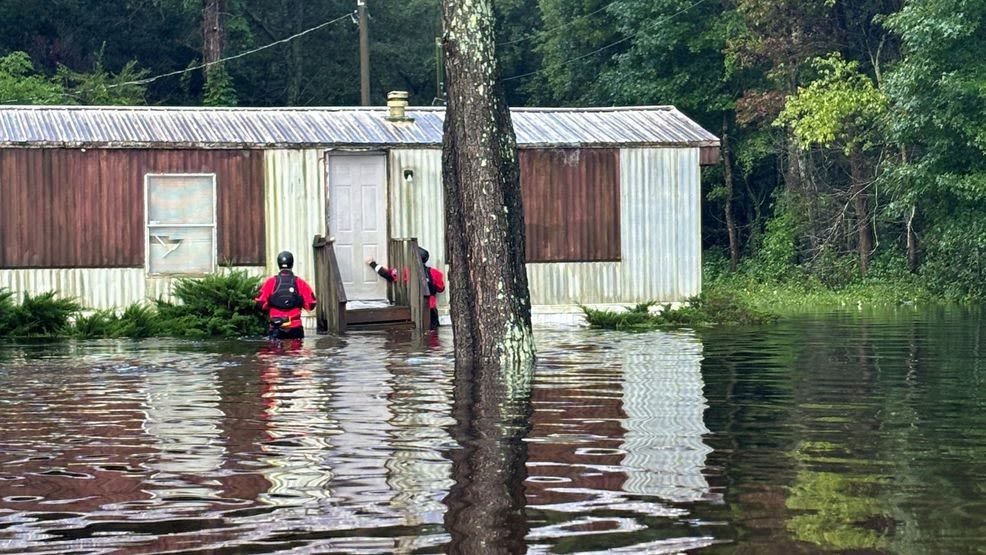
521, 148, 620, 262
145, 174, 216, 275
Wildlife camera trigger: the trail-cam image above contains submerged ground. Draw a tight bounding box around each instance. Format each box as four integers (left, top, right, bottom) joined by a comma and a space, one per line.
1, 307, 984, 553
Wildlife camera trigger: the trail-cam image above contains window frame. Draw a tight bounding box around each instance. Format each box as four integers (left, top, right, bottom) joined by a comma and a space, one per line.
143, 172, 218, 276
521, 148, 621, 263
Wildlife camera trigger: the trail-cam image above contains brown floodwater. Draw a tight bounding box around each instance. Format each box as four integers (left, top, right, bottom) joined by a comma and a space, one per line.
1, 307, 985, 553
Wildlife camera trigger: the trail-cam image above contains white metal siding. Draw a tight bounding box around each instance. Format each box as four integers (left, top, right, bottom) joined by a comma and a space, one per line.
386, 147, 702, 307
620, 147, 701, 303
0, 267, 265, 311
389, 149, 448, 308
263, 149, 327, 280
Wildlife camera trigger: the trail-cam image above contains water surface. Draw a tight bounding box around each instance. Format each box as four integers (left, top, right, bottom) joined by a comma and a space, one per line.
1, 307, 984, 553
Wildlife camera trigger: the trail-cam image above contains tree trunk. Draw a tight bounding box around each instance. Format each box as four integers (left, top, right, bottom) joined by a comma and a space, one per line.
906, 205, 918, 273
202, 0, 224, 78
785, 134, 819, 255
722, 115, 739, 271
849, 144, 872, 275
441, 0, 536, 367
286, 1, 303, 105
443, 360, 532, 553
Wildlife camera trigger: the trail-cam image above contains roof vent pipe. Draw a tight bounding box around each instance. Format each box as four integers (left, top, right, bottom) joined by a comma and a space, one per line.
386, 91, 413, 122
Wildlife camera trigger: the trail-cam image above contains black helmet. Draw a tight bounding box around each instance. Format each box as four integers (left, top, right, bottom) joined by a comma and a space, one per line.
418, 247, 429, 264
277, 251, 294, 269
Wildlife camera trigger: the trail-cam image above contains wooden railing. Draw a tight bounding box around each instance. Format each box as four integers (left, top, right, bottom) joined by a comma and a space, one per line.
312, 235, 347, 334
387, 237, 430, 333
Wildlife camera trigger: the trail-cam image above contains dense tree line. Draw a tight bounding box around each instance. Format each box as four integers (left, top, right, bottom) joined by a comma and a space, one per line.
1, 0, 983, 299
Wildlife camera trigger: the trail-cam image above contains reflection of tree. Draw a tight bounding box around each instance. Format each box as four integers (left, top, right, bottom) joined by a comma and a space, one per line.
786, 452, 890, 550
444, 360, 534, 554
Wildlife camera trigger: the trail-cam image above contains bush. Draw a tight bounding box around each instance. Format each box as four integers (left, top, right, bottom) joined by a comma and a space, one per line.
582, 293, 776, 331
70, 303, 158, 339
0, 287, 16, 335
1, 291, 81, 337
154, 270, 267, 338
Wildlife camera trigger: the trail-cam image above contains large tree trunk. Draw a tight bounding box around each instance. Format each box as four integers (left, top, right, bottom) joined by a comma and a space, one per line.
849, 144, 872, 275
202, 0, 224, 77
722, 115, 739, 271
286, 1, 303, 105
443, 360, 532, 553
441, 0, 536, 367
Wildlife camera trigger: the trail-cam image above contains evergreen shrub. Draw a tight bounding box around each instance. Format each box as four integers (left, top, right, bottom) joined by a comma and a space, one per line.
582, 292, 775, 331
154, 270, 266, 339
1, 291, 81, 337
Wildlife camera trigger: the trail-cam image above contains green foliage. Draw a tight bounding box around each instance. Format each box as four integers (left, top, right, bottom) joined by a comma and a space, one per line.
582, 292, 775, 331
203, 65, 238, 106
154, 270, 266, 339
56, 50, 149, 105
917, 210, 986, 301
0, 51, 65, 104
752, 199, 801, 281
0, 291, 81, 337
776, 54, 887, 154
70, 304, 158, 339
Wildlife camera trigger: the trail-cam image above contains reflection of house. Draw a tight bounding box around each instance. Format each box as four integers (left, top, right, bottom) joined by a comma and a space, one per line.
620, 333, 714, 502
0, 103, 718, 323
525, 331, 714, 512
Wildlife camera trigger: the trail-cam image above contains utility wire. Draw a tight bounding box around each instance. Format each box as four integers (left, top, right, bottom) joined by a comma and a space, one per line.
109, 11, 353, 89
502, 0, 711, 83
498, 2, 615, 47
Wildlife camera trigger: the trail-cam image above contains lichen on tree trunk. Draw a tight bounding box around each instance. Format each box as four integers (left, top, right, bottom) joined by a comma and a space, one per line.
441, 0, 536, 369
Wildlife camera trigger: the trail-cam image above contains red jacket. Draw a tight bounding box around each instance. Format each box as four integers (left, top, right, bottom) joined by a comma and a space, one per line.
255, 271, 317, 328
426, 267, 445, 309
371, 262, 445, 309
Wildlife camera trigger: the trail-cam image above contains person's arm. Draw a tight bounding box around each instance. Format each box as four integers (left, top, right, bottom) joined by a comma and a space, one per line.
298, 278, 318, 311
255, 277, 273, 310
365, 257, 396, 283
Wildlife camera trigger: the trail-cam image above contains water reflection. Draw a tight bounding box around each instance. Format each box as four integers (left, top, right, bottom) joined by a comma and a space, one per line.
2, 309, 984, 552
525, 330, 716, 552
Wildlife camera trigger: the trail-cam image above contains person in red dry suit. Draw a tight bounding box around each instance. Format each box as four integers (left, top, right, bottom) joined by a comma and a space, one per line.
365, 247, 445, 330
255, 251, 317, 339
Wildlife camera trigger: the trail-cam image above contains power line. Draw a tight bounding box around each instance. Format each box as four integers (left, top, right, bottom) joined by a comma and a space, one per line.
502, 0, 712, 83
498, 2, 615, 47
110, 11, 354, 89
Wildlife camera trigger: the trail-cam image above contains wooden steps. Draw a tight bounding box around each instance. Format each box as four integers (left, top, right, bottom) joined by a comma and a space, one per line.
346, 305, 413, 329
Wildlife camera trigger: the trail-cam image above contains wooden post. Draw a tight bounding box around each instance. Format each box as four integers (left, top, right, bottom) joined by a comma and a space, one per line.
312, 235, 348, 334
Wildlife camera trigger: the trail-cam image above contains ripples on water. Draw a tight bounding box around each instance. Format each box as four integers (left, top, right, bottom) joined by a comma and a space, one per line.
0, 307, 984, 553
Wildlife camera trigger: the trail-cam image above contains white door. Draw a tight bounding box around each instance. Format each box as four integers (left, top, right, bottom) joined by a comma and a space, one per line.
329, 153, 389, 300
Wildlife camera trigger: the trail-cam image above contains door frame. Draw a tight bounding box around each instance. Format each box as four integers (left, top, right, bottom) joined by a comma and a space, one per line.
325, 149, 391, 300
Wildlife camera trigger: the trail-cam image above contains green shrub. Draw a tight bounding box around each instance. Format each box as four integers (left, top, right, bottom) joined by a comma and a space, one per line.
0, 287, 16, 335
154, 271, 266, 338
582, 293, 775, 331
71, 309, 118, 339
2, 291, 81, 337
69, 303, 158, 339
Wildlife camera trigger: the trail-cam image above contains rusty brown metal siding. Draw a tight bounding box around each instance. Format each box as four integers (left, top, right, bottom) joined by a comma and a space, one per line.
0, 149, 264, 268
520, 148, 621, 263
699, 145, 720, 165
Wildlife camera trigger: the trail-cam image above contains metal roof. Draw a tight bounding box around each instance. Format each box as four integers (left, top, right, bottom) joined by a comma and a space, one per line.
0, 105, 719, 149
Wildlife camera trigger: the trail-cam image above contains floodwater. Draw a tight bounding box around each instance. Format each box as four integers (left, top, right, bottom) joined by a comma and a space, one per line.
1, 307, 985, 554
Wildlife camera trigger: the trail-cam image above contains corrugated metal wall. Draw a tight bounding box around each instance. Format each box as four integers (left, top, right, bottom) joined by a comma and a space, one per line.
520, 149, 621, 262
0, 266, 265, 310
527, 147, 701, 305
388, 149, 447, 308
263, 149, 327, 283
0, 148, 265, 268
388, 147, 701, 307
616, 147, 701, 303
